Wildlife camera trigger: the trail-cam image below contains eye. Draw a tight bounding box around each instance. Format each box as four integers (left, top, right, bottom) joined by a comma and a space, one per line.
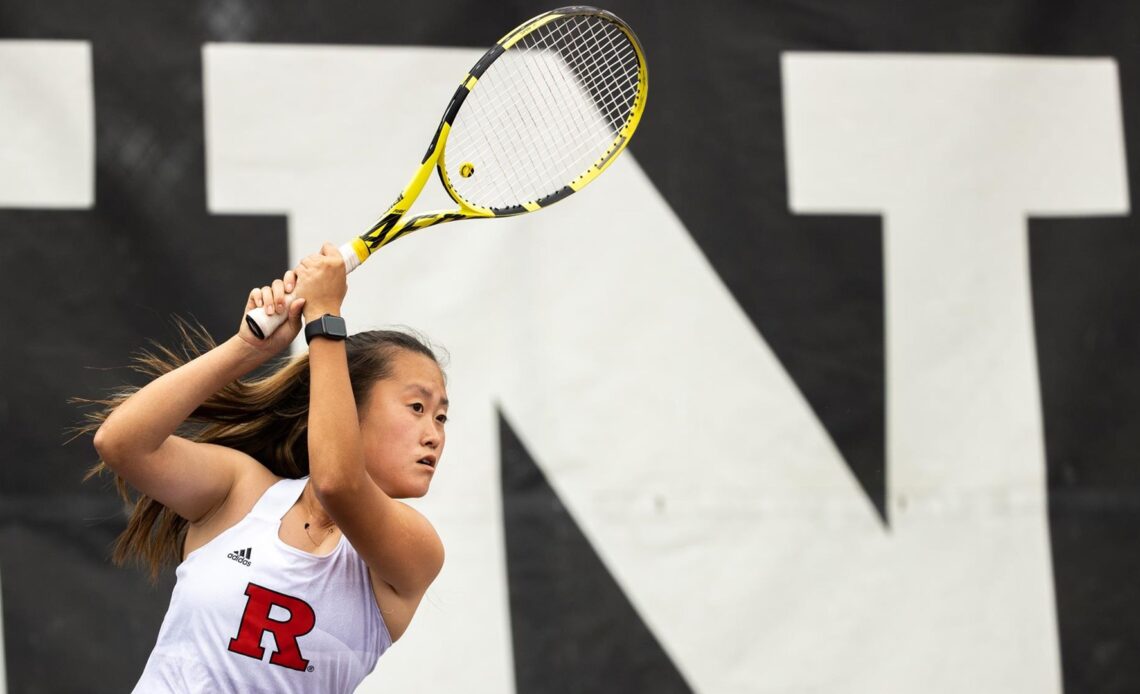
436, 414, 448, 424
410, 402, 425, 413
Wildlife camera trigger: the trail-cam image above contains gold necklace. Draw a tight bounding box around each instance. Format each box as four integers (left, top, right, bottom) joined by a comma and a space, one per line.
303, 522, 334, 545
301, 488, 336, 546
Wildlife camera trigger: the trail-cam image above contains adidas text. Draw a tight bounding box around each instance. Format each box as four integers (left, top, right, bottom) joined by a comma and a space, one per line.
227, 548, 253, 567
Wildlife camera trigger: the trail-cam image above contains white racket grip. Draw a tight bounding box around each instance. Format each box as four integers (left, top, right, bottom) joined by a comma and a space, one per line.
244, 242, 362, 340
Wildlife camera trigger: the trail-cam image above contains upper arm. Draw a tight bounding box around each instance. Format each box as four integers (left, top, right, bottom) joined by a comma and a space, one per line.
100, 434, 261, 524
317, 480, 444, 599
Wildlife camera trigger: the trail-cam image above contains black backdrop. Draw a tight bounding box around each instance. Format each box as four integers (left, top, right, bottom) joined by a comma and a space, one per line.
1, 1, 1138, 692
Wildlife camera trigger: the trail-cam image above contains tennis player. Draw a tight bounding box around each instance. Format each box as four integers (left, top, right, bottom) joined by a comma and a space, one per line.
89, 242, 447, 692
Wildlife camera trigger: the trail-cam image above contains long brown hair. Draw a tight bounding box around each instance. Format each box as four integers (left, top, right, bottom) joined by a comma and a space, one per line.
77, 320, 441, 582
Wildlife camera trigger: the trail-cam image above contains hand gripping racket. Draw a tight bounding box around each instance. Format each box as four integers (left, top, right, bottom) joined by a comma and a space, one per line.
246, 5, 648, 339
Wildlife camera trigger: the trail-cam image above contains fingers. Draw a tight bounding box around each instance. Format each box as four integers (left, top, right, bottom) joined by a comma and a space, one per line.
248, 270, 297, 316
247, 284, 284, 316
270, 278, 288, 314
293, 244, 344, 278
250, 244, 340, 318
288, 297, 307, 321
322, 242, 345, 270
259, 285, 275, 315
302, 243, 339, 264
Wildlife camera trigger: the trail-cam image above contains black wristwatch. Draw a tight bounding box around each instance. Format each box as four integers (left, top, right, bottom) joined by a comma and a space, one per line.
304, 314, 348, 344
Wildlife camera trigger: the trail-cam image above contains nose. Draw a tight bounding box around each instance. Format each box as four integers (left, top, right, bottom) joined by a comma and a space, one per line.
421, 421, 442, 449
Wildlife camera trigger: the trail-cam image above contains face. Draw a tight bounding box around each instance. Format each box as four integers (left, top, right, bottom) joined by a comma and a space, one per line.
358, 349, 449, 499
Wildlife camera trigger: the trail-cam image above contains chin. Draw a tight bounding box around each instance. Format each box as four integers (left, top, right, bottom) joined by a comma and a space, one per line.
382, 480, 432, 500
405, 481, 432, 499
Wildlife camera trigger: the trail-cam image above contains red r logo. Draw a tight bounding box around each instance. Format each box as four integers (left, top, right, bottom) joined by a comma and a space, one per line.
227, 582, 316, 671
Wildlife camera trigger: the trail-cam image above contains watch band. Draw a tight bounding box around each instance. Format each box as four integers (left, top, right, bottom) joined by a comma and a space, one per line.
304, 314, 348, 344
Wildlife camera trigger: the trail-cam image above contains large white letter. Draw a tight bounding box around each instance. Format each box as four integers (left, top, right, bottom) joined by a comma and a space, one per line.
0, 40, 94, 694
0, 41, 93, 208
784, 53, 1129, 693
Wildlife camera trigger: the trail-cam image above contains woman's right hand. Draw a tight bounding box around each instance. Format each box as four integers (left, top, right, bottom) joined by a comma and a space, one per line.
294, 242, 348, 322
237, 269, 306, 353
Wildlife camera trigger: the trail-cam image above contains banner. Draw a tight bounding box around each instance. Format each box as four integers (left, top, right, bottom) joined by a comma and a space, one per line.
1, 1, 1137, 692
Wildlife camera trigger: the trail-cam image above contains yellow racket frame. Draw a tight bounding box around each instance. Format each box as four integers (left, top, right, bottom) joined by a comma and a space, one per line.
347, 5, 649, 266
245, 6, 647, 339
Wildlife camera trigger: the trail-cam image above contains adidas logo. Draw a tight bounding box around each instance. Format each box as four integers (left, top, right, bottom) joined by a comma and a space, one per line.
227, 547, 253, 567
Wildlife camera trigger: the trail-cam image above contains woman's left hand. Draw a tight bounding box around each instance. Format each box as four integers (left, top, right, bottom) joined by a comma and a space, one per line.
238, 269, 307, 353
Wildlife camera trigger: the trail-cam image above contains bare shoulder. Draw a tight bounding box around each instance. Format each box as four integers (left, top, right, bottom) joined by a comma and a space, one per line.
368, 503, 444, 642
392, 500, 445, 574
183, 452, 279, 558
222, 455, 281, 513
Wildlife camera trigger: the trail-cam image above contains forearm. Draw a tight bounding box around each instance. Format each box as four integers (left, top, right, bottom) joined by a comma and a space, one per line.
306, 338, 370, 492
95, 335, 273, 461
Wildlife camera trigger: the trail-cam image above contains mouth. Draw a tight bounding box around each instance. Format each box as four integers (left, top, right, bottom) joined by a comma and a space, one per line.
417, 456, 438, 469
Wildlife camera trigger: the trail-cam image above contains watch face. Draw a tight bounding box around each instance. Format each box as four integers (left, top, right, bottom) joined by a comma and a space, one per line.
324, 315, 348, 338
306, 314, 348, 343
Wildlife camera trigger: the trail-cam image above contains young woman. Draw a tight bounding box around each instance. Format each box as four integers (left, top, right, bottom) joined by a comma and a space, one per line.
88, 242, 448, 692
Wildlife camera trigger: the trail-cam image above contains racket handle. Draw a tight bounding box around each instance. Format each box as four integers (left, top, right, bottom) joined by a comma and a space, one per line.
244, 241, 364, 340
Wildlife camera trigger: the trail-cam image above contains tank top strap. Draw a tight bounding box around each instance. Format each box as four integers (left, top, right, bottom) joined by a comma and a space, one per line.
248, 476, 308, 521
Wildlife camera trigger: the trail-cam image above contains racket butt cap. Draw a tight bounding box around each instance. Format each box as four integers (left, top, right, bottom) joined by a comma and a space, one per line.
245, 315, 266, 340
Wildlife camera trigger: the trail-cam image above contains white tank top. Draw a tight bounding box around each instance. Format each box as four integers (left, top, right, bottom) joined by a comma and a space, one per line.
132, 477, 392, 693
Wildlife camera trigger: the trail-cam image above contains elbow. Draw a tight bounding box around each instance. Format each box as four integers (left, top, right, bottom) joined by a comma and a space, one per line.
93, 420, 130, 471
92, 422, 114, 461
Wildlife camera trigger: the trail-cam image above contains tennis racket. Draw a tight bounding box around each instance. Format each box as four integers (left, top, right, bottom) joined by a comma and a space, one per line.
246, 5, 648, 339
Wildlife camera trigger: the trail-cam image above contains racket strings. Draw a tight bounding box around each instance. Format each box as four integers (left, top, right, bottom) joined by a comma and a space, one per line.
526, 18, 635, 136
453, 19, 613, 206
550, 18, 640, 131
528, 20, 636, 163
470, 17, 637, 205
446, 13, 643, 210
498, 21, 611, 200
515, 16, 639, 165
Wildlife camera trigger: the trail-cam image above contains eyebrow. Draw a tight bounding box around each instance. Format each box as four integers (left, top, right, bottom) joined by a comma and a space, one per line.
405, 384, 449, 408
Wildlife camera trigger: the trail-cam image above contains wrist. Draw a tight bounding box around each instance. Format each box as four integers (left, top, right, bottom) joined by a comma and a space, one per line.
224, 334, 278, 369
303, 304, 342, 322
305, 313, 348, 345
